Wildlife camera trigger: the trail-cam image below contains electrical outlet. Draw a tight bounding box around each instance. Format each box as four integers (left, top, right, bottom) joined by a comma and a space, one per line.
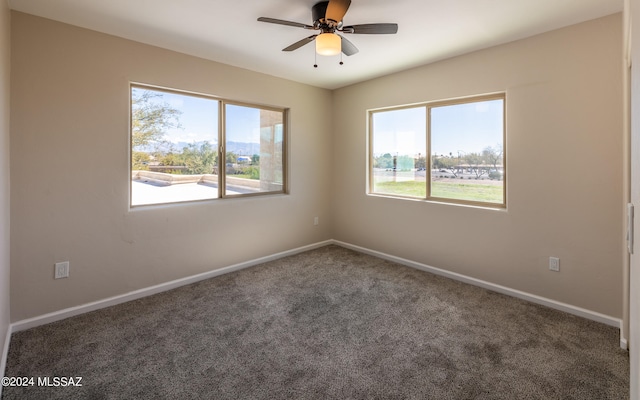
314, 217, 319, 226
549, 257, 560, 272
55, 261, 69, 279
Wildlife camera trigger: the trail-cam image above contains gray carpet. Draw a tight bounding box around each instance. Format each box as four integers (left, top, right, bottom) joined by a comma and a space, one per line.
2, 245, 629, 399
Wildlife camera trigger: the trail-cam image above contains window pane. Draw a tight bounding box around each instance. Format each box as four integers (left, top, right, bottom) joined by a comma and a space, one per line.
430, 98, 504, 205
371, 107, 427, 198
131, 87, 219, 206
225, 104, 285, 196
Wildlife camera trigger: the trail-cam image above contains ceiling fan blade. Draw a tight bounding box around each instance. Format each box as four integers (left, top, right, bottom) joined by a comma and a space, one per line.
257, 17, 313, 29
326, 0, 351, 22
339, 35, 359, 56
283, 35, 317, 52
342, 23, 398, 34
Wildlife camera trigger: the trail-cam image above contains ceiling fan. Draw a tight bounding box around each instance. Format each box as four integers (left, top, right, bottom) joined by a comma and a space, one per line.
257, 0, 398, 58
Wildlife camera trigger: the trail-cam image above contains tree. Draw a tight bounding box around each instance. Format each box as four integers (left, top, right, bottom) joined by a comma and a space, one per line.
483, 144, 503, 171
432, 155, 458, 177
181, 142, 217, 174
157, 151, 183, 167
483, 144, 503, 180
131, 89, 182, 149
132, 151, 151, 171
374, 153, 394, 169
226, 152, 238, 165
464, 152, 488, 179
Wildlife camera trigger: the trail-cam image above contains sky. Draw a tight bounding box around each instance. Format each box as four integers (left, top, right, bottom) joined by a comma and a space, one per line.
372, 98, 504, 157
133, 87, 263, 145
135, 87, 503, 157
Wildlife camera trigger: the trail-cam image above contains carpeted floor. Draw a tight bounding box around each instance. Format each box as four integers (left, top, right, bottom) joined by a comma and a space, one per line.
2, 245, 629, 399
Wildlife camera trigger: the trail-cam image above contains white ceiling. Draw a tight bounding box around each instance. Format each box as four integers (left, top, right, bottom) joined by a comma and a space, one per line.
8, 0, 623, 90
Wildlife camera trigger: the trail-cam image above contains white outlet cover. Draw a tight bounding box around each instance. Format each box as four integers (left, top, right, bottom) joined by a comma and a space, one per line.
549, 257, 560, 272
55, 261, 69, 279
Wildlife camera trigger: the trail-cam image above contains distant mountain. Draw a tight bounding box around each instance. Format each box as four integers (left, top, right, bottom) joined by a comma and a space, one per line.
136, 141, 260, 156
226, 141, 261, 156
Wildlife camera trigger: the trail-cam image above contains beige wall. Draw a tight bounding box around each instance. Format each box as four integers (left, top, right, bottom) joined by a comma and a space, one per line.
332, 14, 624, 318
1, 0, 11, 355
8, 11, 625, 322
10, 12, 333, 321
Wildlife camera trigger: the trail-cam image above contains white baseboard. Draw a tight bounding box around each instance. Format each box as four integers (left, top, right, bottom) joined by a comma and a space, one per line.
9, 238, 626, 350
333, 240, 625, 339
11, 240, 333, 333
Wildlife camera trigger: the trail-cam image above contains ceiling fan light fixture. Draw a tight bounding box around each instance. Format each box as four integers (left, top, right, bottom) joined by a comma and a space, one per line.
259, 0, 397, 58
316, 32, 341, 56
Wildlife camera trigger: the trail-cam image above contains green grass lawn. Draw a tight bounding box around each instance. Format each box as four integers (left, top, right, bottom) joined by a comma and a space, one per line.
374, 180, 503, 204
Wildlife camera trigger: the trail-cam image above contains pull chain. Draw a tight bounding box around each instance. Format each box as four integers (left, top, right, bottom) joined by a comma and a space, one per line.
313, 52, 345, 68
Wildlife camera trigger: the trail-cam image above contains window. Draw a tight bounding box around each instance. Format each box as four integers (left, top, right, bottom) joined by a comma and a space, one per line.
130, 84, 287, 207
224, 104, 285, 196
369, 94, 505, 207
